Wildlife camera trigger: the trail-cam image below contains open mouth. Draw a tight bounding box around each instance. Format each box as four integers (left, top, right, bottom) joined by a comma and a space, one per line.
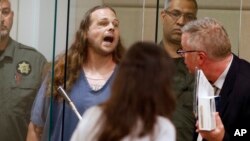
103, 36, 114, 43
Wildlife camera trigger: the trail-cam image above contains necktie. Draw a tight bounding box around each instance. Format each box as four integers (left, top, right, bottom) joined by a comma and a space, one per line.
215, 96, 220, 112
213, 85, 220, 111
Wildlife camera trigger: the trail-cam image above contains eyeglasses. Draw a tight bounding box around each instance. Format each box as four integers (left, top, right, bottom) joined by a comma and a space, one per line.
165, 10, 196, 22
176, 49, 200, 57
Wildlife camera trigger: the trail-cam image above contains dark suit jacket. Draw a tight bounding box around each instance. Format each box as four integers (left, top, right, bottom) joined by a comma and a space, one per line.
194, 54, 250, 141
218, 54, 250, 141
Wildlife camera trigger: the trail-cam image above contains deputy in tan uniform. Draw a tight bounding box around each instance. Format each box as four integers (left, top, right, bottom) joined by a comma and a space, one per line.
0, 0, 47, 140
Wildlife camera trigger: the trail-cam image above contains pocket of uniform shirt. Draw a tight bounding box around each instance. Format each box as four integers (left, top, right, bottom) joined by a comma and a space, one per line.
9, 76, 41, 116
12, 75, 41, 89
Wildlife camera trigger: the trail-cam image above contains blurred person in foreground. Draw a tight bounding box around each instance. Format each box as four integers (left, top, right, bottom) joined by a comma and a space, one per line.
180, 17, 250, 141
26, 5, 125, 141
0, 0, 47, 140
71, 41, 176, 141
160, 0, 198, 140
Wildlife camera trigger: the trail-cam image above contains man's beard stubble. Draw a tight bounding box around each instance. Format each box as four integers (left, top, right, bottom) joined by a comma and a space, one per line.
0, 30, 8, 41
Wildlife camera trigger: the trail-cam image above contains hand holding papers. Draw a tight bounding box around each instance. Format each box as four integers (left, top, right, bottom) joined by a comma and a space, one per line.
195, 69, 216, 131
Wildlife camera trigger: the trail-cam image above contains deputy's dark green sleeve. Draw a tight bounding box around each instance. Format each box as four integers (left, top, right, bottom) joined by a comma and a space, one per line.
171, 58, 195, 141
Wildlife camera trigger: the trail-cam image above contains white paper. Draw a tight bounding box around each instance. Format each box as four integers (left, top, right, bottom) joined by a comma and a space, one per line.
198, 97, 216, 130
196, 69, 214, 97
195, 69, 216, 131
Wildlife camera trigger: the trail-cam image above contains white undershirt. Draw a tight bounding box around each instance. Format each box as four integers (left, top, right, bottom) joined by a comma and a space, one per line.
85, 69, 114, 91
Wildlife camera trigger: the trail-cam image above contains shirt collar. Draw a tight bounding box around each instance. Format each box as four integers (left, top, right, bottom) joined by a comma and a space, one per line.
213, 55, 233, 90
0, 38, 15, 60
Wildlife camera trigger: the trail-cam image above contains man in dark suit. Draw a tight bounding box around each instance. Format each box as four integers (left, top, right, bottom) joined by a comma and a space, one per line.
179, 17, 250, 141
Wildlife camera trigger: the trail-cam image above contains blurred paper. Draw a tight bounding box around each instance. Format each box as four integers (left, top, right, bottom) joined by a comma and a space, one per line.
195, 69, 216, 131
198, 97, 216, 130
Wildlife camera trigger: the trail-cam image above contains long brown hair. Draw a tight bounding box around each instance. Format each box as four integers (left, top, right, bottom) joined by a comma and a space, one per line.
47, 5, 125, 99
97, 41, 176, 141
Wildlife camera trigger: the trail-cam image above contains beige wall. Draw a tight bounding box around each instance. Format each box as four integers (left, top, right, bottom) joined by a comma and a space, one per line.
75, 0, 103, 28
103, 0, 250, 61
239, 10, 250, 61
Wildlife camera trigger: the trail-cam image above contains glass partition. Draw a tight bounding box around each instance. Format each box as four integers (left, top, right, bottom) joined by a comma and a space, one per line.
47, 0, 148, 141
4, 0, 249, 141
48, 0, 250, 140
196, 0, 241, 56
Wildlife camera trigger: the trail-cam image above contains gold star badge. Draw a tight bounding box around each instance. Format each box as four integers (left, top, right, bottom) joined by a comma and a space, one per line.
16, 61, 32, 75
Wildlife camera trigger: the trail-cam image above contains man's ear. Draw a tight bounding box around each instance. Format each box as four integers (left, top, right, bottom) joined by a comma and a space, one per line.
160, 10, 166, 23
197, 52, 207, 66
